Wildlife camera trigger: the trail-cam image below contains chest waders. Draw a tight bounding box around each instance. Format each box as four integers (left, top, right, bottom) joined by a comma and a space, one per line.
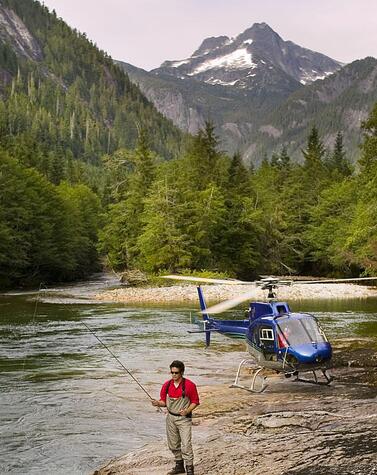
165, 378, 194, 468
165, 378, 192, 417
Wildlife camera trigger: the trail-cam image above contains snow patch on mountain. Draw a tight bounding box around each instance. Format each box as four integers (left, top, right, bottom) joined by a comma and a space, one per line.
153, 22, 342, 94
300, 70, 334, 85
170, 59, 190, 68
205, 77, 239, 86
188, 48, 256, 76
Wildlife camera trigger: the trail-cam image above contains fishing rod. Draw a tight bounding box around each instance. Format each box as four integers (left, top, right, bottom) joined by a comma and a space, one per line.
80, 320, 157, 403
36, 286, 161, 411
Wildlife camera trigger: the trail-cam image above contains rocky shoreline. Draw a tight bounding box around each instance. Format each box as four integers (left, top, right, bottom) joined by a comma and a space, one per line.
93, 283, 377, 475
93, 340, 377, 475
95, 282, 377, 305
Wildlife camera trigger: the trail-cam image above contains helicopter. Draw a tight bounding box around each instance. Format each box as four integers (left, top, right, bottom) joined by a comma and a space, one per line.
163, 274, 377, 392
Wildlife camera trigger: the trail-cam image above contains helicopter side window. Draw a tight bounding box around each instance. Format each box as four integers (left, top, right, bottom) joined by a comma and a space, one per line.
276, 305, 287, 315
260, 328, 274, 340
259, 327, 275, 353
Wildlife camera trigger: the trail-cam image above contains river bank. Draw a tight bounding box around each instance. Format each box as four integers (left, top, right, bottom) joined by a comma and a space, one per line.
93, 343, 377, 475
93, 334, 377, 475
95, 281, 377, 305
92, 284, 377, 475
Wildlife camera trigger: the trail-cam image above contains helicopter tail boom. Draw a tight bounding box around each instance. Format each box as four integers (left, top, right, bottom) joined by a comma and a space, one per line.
197, 286, 211, 347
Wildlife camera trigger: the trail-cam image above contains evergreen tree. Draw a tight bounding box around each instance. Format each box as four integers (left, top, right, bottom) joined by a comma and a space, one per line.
99, 129, 156, 270
180, 121, 223, 190
326, 131, 352, 177
359, 103, 377, 173
302, 126, 326, 167
305, 179, 356, 274
138, 178, 192, 271
338, 103, 377, 274
0, 151, 101, 288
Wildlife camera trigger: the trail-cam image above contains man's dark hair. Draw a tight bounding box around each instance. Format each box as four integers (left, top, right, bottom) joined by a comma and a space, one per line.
170, 360, 185, 373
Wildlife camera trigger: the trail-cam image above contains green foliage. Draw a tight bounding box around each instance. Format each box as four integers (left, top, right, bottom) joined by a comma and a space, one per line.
0, 0, 183, 168
0, 0, 184, 287
99, 128, 157, 269
302, 126, 326, 167
137, 179, 192, 272
359, 102, 377, 173
0, 152, 101, 287
2, 0, 377, 285
325, 131, 352, 178
99, 110, 377, 279
101, 122, 262, 277
305, 179, 356, 273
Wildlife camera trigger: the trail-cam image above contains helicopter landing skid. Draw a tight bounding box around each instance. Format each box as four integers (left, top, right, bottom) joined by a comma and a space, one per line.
294, 368, 333, 386
230, 359, 267, 393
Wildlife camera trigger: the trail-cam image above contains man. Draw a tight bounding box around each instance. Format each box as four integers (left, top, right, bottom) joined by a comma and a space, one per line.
152, 360, 199, 475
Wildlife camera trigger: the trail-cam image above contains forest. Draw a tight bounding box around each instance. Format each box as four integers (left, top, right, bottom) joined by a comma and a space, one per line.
99, 107, 377, 281
0, 0, 377, 288
3, 100, 377, 288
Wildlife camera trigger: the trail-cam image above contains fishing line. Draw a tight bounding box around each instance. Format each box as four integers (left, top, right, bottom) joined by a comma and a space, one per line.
21, 282, 46, 373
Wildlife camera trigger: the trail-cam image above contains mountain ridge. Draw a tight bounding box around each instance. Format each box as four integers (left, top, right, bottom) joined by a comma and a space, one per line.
0, 0, 183, 162
118, 22, 377, 164
154, 22, 341, 88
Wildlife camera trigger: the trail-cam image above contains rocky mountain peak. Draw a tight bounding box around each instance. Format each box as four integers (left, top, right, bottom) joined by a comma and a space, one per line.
192, 35, 231, 57
241, 22, 279, 38
153, 22, 341, 89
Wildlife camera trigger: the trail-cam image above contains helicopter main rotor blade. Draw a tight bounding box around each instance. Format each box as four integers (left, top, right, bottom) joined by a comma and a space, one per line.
201, 289, 258, 315
162, 275, 252, 285
293, 277, 377, 284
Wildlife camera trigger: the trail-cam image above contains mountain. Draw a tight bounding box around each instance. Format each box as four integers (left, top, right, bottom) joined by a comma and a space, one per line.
155, 23, 341, 89
118, 22, 344, 161
118, 23, 377, 164
252, 57, 377, 162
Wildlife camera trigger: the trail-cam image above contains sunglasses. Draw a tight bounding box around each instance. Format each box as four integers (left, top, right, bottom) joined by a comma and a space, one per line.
171, 371, 181, 375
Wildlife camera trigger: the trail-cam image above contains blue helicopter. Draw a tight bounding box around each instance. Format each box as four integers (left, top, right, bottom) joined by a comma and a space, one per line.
164, 275, 377, 392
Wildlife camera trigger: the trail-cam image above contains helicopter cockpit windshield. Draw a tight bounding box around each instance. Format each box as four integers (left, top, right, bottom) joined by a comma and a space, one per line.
277, 316, 327, 346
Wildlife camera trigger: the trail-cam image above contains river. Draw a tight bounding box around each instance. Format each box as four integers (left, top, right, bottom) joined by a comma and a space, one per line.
1, 275, 377, 474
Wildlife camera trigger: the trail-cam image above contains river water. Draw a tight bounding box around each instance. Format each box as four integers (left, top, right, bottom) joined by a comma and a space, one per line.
1, 275, 377, 474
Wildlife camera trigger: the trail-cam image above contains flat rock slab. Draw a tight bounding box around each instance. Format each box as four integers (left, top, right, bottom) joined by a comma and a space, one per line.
94, 366, 377, 475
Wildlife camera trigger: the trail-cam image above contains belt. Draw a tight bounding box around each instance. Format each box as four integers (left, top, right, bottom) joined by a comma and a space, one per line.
167, 409, 192, 418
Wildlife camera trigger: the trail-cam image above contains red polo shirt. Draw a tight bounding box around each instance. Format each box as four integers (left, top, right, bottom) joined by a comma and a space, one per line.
160, 378, 200, 405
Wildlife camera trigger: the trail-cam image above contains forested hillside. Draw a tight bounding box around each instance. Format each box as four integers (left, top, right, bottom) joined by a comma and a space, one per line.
253, 57, 377, 163
1, 0, 377, 289
100, 105, 377, 279
0, 0, 182, 163
0, 0, 183, 287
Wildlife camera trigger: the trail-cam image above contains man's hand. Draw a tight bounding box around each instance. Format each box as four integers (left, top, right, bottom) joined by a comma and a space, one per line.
179, 408, 189, 416
152, 399, 160, 407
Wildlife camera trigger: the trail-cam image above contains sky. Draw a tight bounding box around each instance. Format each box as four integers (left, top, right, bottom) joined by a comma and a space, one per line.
41, 0, 377, 71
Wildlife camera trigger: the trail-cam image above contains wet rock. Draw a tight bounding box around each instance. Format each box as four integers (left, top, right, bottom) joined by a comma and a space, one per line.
119, 270, 149, 286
